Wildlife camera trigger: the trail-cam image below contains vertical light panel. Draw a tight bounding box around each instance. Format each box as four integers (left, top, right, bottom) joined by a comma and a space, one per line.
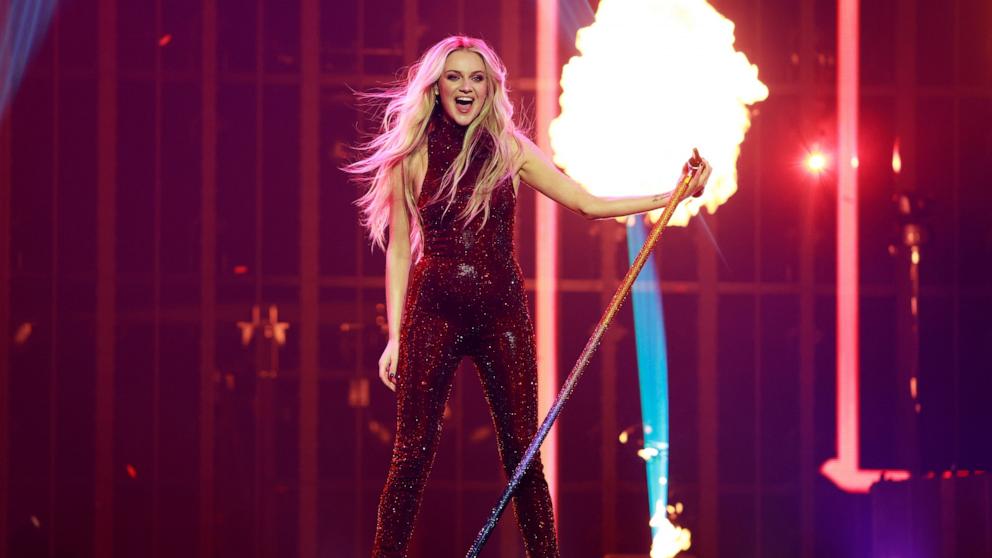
298, 0, 320, 554
536, 0, 559, 514
151, 4, 164, 553
48, 18, 60, 557
820, 0, 908, 492
836, 0, 860, 485
0, 14, 11, 551
198, 1, 217, 556
95, 0, 117, 553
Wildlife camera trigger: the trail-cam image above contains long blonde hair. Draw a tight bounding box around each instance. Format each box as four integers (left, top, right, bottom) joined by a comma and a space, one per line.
345, 36, 521, 261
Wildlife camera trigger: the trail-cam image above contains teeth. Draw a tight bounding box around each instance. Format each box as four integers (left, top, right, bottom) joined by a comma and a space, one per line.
456, 97, 473, 102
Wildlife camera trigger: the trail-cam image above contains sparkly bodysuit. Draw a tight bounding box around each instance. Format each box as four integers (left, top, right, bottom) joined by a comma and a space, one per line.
372, 109, 559, 557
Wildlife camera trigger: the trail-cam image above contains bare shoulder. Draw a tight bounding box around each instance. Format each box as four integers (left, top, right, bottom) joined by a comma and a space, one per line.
507, 132, 534, 196
509, 132, 542, 175
511, 132, 538, 158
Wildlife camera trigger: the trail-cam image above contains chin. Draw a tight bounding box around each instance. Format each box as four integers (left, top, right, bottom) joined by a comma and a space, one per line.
445, 104, 480, 126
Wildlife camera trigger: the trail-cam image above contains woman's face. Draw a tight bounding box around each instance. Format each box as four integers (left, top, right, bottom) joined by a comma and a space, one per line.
437, 50, 489, 126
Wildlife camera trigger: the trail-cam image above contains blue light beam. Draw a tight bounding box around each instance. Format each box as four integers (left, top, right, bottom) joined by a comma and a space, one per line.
626, 217, 671, 539
0, 0, 59, 119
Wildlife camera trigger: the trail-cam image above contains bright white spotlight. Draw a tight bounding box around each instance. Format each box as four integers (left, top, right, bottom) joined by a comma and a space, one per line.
805, 149, 828, 175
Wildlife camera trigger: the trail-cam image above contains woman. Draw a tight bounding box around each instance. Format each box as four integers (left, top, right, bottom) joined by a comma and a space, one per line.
347, 35, 710, 558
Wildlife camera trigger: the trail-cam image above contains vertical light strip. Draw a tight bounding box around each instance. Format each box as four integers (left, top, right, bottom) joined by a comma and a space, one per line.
535, 0, 559, 515
836, 0, 860, 485
625, 220, 670, 536
95, 0, 117, 553
47, 16, 62, 556
151, 3, 164, 553
48, 17, 60, 556
199, 1, 217, 556
797, 0, 815, 550
821, 0, 908, 492
0, 4, 11, 549
298, 0, 320, 555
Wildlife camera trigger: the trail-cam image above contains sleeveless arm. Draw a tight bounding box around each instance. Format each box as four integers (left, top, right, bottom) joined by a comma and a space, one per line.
516, 135, 709, 219
384, 146, 426, 340
385, 168, 412, 342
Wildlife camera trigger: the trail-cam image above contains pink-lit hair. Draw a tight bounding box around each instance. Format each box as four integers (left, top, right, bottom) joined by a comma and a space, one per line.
345, 36, 521, 261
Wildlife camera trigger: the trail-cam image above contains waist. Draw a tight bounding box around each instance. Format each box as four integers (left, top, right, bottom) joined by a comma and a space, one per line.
422, 228, 514, 259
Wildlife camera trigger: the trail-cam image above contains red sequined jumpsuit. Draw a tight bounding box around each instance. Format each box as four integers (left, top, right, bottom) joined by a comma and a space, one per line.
372, 109, 559, 557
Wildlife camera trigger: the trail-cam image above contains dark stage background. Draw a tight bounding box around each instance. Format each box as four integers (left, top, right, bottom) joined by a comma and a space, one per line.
2, 0, 991, 557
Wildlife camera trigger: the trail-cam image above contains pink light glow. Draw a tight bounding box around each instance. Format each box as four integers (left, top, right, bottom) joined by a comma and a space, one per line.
536, 0, 559, 516
820, 0, 909, 493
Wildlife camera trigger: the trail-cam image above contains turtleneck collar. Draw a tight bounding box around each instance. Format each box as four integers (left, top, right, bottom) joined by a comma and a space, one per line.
431, 103, 469, 137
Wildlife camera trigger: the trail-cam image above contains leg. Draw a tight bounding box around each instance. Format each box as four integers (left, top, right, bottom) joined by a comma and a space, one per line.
472, 312, 560, 558
372, 312, 461, 558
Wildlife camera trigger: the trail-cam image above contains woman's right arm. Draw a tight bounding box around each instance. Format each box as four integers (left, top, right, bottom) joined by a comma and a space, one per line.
378, 167, 413, 392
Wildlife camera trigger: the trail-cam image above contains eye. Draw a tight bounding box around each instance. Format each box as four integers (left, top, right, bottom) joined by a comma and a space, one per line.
471, 74, 485, 82
446, 73, 459, 81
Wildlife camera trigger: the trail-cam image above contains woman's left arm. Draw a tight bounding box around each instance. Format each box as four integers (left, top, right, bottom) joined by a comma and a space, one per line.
515, 135, 709, 220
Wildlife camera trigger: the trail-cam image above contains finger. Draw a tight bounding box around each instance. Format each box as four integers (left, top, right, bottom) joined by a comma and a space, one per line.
387, 357, 398, 391
694, 163, 710, 184
691, 176, 705, 197
380, 368, 396, 391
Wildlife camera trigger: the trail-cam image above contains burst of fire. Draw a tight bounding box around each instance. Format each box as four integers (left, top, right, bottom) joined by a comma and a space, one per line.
550, 0, 768, 226
551, 1, 765, 555
649, 501, 691, 558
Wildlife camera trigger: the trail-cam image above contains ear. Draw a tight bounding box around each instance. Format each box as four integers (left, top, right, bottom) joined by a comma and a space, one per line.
432, 84, 439, 96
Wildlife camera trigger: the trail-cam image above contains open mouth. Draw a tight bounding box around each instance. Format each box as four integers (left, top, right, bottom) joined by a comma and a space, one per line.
454, 97, 474, 113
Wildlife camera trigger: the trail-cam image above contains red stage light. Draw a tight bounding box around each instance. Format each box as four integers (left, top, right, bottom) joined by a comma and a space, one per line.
805, 149, 828, 174
158, 34, 172, 47
820, 0, 910, 494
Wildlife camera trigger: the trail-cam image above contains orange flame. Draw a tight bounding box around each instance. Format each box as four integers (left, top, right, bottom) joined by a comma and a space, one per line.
649, 501, 692, 558
550, 0, 768, 226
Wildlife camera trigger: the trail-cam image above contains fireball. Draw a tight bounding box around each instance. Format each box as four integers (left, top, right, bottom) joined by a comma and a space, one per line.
649, 504, 692, 558
550, 0, 768, 225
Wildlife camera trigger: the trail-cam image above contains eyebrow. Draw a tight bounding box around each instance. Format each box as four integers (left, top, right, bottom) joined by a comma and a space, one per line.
444, 69, 485, 75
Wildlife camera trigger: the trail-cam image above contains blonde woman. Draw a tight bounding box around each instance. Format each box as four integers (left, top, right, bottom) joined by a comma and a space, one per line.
347, 35, 710, 557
